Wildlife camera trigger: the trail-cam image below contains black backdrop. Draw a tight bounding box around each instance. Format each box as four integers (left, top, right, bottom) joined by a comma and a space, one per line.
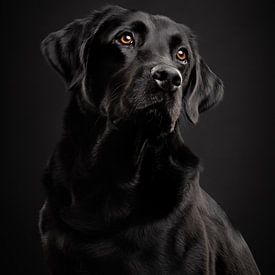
2, 0, 274, 274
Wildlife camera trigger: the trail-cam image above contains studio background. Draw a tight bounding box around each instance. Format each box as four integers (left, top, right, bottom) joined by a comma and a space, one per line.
2, 0, 274, 274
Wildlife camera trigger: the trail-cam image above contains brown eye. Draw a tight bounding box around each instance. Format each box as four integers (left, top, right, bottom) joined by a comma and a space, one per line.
118, 32, 134, 46
176, 48, 188, 64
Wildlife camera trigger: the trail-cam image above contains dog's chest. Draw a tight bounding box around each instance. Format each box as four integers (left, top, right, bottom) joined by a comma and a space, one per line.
75, 223, 210, 274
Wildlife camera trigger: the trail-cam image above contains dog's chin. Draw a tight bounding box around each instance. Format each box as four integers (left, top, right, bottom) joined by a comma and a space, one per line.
142, 93, 183, 132
111, 102, 179, 137
142, 104, 179, 135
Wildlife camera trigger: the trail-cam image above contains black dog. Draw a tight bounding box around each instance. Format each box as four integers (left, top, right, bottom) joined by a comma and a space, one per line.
39, 5, 260, 274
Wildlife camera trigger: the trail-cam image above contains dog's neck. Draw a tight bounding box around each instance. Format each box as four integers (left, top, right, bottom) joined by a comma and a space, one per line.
55, 94, 201, 231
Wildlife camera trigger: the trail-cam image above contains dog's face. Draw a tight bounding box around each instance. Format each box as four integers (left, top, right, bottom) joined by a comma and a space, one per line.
87, 10, 193, 133
42, 5, 224, 134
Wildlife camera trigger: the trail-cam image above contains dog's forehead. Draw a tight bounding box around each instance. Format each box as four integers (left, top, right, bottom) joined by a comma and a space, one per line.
125, 11, 188, 37
101, 10, 190, 42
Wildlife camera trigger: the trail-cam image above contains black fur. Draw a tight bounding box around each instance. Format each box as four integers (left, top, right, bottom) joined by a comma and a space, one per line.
39, 5, 260, 274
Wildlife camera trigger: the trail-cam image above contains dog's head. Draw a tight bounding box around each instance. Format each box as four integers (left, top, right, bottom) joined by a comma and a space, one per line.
42, 5, 223, 134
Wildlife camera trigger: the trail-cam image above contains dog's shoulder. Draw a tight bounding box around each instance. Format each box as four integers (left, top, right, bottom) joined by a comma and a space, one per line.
196, 189, 260, 274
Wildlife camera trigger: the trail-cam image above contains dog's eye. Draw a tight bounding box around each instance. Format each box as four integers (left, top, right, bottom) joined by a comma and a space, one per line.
117, 32, 135, 46
176, 48, 188, 64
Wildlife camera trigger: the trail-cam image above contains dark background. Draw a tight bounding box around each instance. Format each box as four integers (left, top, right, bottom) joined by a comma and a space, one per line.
2, 0, 274, 274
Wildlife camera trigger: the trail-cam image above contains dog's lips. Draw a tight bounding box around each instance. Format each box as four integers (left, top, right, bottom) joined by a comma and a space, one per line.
108, 90, 180, 134
143, 93, 177, 113
136, 88, 180, 111
109, 102, 175, 134
141, 98, 164, 111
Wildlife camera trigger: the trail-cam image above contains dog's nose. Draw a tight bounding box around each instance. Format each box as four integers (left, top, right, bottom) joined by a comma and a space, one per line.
151, 65, 182, 92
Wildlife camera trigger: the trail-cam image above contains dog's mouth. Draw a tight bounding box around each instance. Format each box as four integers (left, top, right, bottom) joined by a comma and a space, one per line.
105, 75, 182, 135
110, 94, 181, 135
137, 92, 165, 109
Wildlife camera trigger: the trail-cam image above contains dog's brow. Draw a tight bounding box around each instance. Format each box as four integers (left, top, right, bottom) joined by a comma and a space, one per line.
130, 21, 148, 35
169, 34, 183, 49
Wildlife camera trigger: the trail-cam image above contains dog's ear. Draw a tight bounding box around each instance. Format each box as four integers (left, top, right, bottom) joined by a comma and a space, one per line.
184, 39, 224, 124
41, 19, 87, 89
41, 5, 126, 90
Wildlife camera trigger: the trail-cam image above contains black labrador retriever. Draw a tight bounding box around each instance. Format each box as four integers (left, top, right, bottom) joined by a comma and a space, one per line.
39, 5, 260, 275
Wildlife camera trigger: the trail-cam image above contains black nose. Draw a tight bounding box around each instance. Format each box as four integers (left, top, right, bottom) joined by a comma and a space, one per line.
151, 65, 182, 92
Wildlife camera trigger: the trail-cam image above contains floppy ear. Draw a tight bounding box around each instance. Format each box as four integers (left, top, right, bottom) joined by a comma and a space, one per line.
41, 5, 126, 90
41, 19, 88, 89
184, 54, 224, 124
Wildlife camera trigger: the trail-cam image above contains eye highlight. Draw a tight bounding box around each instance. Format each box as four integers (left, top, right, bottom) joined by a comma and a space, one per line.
117, 32, 135, 46
176, 48, 188, 64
